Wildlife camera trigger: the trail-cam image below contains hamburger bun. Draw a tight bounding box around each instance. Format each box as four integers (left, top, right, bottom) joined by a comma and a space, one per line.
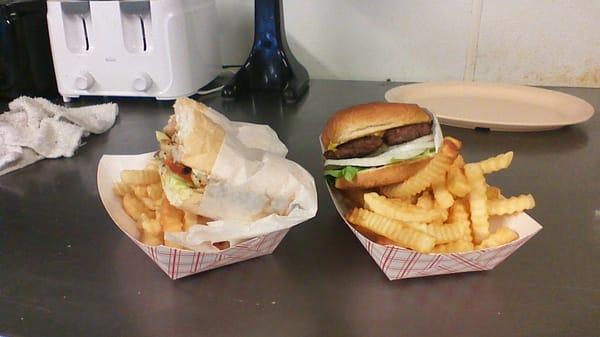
173, 98, 225, 173
334, 157, 431, 189
321, 102, 432, 149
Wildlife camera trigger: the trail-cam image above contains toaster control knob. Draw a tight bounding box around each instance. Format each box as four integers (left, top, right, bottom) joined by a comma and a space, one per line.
133, 74, 152, 91
75, 73, 94, 90
75, 73, 95, 90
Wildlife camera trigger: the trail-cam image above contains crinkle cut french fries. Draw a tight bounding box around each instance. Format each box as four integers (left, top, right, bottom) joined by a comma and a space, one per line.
345, 137, 535, 254
113, 162, 224, 249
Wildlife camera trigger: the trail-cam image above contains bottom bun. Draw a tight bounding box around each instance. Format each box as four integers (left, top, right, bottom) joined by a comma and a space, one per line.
334, 158, 431, 190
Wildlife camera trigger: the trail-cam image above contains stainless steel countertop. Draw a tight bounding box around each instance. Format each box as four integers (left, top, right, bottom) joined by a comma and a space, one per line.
0, 80, 598, 337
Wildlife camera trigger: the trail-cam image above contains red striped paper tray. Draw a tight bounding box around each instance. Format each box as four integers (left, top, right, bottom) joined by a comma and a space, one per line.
97, 155, 292, 280
326, 184, 542, 280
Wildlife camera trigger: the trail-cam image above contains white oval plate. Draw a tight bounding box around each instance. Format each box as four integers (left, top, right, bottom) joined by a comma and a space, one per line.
385, 81, 594, 131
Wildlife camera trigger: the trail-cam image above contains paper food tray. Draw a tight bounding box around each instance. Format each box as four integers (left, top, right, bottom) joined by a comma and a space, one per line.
98, 153, 291, 280
327, 184, 542, 280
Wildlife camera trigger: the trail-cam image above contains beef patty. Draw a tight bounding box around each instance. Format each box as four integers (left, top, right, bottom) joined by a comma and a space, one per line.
324, 136, 383, 159
324, 122, 432, 160
383, 122, 432, 146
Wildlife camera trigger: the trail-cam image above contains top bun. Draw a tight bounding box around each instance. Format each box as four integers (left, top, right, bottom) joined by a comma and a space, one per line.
173, 98, 225, 173
321, 102, 431, 150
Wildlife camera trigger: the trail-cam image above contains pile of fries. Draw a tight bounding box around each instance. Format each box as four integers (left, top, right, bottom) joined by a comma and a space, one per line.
345, 137, 535, 254
112, 162, 222, 249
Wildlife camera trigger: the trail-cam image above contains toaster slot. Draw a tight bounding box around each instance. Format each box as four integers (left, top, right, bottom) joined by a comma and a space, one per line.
81, 16, 90, 51
60, 1, 92, 53
140, 16, 147, 51
120, 1, 152, 53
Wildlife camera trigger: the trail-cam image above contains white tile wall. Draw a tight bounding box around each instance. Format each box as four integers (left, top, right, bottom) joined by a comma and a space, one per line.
283, 0, 474, 82
474, 0, 600, 87
216, 0, 254, 65
216, 0, 600, 87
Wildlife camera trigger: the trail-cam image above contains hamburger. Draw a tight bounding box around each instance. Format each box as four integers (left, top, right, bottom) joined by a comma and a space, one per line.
321, 102, 438, 189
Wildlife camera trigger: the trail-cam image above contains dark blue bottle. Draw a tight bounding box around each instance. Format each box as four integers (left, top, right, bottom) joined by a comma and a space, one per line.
222, 0, 309, 102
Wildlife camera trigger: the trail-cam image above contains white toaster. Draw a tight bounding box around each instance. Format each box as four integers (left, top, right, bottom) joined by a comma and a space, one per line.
47, 0, 221, 102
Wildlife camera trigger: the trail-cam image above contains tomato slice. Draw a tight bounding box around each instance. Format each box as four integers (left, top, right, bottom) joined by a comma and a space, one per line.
165, 158, 193, 183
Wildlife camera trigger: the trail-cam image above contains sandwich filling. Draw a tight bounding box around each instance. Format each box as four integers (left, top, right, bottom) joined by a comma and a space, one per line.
324, 122, 435, 181
156, 116, 207, 192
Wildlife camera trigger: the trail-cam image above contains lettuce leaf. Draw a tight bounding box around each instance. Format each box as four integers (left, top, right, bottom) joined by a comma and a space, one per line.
155, 131, 170, 143
324, 166, 365, 183
163, 166, 194, 189
159, 164, 205, 208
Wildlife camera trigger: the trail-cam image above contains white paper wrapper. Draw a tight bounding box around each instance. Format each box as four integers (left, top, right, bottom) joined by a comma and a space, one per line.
429, 108, 443, 151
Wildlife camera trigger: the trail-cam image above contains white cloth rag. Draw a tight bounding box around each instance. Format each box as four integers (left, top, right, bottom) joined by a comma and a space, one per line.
0, 96, 118, 175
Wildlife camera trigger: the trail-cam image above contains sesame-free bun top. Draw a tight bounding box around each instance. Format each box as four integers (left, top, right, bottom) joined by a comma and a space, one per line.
173, 98, 225, 173
320, 102, 432, 149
